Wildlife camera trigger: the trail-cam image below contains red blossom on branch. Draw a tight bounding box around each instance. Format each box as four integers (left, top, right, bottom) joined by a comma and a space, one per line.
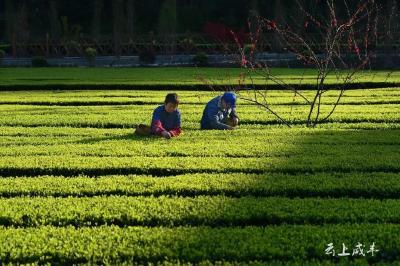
331, 18, 337, 28
266, 20, 277, 30
354, 45, 360, 55
241, 57, 248, 67
234, 0, 379, 128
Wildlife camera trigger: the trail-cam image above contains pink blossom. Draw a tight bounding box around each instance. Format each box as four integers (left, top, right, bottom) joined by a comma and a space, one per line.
266, 20, 277, 30
354, 46, 360, 55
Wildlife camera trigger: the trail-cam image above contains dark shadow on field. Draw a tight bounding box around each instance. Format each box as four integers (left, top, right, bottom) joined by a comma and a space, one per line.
167, 128, 399, 263
66, 127, 400, 184
250, 128, 400, 177
138, 127, 398, 197
2, 128, 398, 264
36, 128, 400, 179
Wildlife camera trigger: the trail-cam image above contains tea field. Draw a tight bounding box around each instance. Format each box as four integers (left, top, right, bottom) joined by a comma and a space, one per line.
1, 67, 400, 87
0, 87, 399, 265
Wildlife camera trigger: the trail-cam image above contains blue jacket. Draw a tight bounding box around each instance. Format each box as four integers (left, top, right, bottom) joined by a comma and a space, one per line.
200, 96, 239, 130
151, 105, 182, 136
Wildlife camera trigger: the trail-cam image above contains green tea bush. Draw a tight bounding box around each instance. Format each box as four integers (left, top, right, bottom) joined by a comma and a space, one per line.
84, 47, 97, 67
192, 52, 209, 67
0, 49, 5, 65
139, 49, 156, 64
31, 56, 49, 67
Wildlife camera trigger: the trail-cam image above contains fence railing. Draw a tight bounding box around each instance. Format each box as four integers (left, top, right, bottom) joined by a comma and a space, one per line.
3, 32, 400, 57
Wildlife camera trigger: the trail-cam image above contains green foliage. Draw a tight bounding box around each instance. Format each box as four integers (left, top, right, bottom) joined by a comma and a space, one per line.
1, 172, 400, 198
0, 44, 10, 51
243, 44, 253, 54
192, 52, 209, 67
0, 94, 399, 128
139, 49, 156, 64
0, 49, 5, 66
61, 16, 82, 40
158, 0, 177, 35
0, 67, 399, 87
1, 195, 400, 227
0, 224, 396, 264
0, 87, 398, 264
84, 47, 97, 67
84, 47, 97, 59
31, 56, 49, 67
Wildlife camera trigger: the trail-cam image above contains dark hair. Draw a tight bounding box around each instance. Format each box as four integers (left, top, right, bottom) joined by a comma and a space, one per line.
165, 93, 180, 105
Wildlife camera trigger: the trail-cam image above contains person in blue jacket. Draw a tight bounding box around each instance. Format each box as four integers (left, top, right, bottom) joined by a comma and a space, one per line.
201, 91, 239, 130
150, 93, 182, 138
135, 93, 181, 139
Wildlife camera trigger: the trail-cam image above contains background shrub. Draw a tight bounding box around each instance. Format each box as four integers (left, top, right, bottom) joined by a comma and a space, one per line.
0, 49, 5, 65
31, 56, 49, 67
84, 47, 97, 67
192, 52, 208, 67
139, 49, 156, 64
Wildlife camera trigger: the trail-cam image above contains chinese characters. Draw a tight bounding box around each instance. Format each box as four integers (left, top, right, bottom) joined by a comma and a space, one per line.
325, 242, 379, 257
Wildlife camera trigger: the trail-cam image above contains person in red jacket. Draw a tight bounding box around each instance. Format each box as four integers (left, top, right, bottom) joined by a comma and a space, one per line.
135, 93, 182, 139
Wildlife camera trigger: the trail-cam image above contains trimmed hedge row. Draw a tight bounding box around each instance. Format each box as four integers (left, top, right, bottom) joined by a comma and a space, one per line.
0, 154, 398, 177
0, 224, 396, 264
1, 195, 400, 227
0, 172, 398, 198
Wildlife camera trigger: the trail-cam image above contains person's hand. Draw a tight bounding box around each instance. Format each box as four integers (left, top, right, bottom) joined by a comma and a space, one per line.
226, 117, 239, 127
161, 130, 171, 139
232, 117, 239, 126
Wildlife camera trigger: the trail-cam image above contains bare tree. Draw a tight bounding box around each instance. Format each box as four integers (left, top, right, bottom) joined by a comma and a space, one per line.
233, 0, 379, 127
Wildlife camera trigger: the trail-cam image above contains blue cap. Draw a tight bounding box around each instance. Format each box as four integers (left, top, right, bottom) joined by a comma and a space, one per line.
221, 92, 236, 107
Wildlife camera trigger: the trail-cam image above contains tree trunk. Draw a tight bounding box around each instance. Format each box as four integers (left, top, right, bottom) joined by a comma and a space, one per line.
271, 0, 285, 51
384, 0, 399, 51
250, 0, 259, 17
91, 0, 104, 40
113, 0, 125, 56
274, 0, 285, 24
48, 0, 61, 40
16, 1, 30, 42
158, 0, 177, 54
4, 0, 15, 42
126, 0, 135, 37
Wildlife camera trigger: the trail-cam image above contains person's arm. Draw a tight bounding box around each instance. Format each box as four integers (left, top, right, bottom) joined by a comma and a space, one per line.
169, 127, 181, 137
230, 107, 239, 120
169, 111, 182, 137
229, 107, 239, 127
152, 120, 167, 135
151, 108, 166, 135
206, 106, 232, 130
